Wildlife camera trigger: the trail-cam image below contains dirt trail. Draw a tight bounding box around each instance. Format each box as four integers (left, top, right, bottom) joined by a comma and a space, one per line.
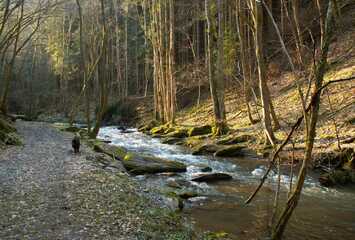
0, 121, 191, 240
0, 121, 95, 239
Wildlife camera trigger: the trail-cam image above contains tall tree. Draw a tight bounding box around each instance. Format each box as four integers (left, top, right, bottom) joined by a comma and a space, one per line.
205, 0, 227, 135
271, 1, 336, 239
251, 0, 276, 145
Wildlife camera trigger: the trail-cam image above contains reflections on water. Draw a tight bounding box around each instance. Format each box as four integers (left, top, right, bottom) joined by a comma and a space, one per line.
99, 126, 355, 240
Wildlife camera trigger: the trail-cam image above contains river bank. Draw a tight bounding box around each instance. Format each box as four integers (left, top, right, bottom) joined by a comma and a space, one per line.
0, 121, 196, 239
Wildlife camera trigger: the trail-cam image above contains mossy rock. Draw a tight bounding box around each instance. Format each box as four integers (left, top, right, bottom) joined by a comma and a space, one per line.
319, 170, 354, 187
52, 123, 80, 133
138, 120, 159, 132
188, 125, 212, 137
214, 145, 247, 157
192, 144, 222, 155
177, 191, 199, 200
165, 128, 189, 138
64, 126, 81, 133
123, 153, 187, 175
150, 125, 168, 135
192, 164, 213, 172
192, 173, 233, 183
217, 134, 255, 145
161, 137, 185, 145
184, 136, 206, 148
92, 142, 127, 160
330, 170, 352, 185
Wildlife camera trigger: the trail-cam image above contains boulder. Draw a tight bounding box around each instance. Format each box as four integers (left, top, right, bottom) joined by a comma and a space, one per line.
319, 170, 355, 187
217, 134, 255, 145
201, 166, 213, 172
192, 144, 221, 155
123, 153, 187, 175
214, 145, 247, 157
161, 137, 184, 145
192, 173, 233, 183
150, 125, 168, 135
165, 128, 189, 138
92, 141, 127, 160
178, 191, 199, 200
188, 125, 212, 137
166, 179, 182, 188
184, 136, 206, 148
138, 120, 159, 132
192, 164, 212, 172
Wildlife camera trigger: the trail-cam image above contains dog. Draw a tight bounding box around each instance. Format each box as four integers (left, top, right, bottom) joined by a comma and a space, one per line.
72, 133, 81, 154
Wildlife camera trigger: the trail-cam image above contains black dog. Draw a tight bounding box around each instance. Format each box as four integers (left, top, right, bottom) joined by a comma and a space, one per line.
72, 133, 81, 154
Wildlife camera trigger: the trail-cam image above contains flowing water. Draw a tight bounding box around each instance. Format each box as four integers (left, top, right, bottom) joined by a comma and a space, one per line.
99, 127, 355, 240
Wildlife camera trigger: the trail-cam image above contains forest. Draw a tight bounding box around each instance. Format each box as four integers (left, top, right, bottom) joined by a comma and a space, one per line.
0, 0, 354, 239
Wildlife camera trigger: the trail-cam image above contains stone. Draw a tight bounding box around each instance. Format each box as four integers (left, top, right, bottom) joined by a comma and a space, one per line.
161, 137, 184, 145
138, 120, 159, 132
192, 144, 221, 155
123, 153, 187, 175
192, 173, 233, 183
166, 179, 182, 188
178, 191, 198, 200
165, 129, 189, 138
217, 134, 255, 145
214, 145, 247, 157
188, 125, 212, 137
92, 141, 127, 160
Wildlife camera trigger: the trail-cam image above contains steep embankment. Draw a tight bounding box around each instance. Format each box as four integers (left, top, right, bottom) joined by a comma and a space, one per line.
135, 26, 355, 187
138, 27, 355, 154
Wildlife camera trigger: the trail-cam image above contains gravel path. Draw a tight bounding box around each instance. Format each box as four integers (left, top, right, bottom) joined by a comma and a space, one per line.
0, 121, 191, 240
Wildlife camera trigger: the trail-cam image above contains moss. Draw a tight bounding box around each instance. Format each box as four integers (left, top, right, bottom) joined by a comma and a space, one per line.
150, 125, 169, 135
184, 136, 206, 148
205, 231, 230, 240
138, 120, 159, 132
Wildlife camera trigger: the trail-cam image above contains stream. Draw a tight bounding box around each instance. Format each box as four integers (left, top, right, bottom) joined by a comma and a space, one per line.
98, 126, 355, 240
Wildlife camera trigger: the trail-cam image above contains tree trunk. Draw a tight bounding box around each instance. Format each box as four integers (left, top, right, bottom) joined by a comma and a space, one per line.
205, 0, 227, 135
252, 0, 276, 145
271, 2, 335, 239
